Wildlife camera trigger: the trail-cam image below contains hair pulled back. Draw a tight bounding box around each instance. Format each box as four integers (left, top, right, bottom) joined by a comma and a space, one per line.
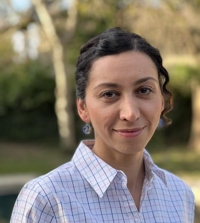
76, 27, 173, 125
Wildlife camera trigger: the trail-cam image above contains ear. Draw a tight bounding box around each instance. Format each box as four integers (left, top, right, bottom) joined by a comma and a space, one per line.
76, 98, 91, 123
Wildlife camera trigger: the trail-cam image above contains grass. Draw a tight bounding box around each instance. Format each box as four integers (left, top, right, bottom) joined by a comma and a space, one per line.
0, 142, 72, 174
149, 146, 200, 177
0, 142, 200, 176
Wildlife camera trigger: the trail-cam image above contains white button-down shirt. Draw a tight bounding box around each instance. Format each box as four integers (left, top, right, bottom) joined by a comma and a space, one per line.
11, 140, 195, 222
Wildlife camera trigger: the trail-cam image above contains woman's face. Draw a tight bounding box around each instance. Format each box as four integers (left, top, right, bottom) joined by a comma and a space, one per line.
77, 51, 164, 156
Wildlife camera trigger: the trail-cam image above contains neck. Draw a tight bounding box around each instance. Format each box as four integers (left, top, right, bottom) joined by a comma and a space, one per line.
92, 144, 145, 210
92, 144, 145, 185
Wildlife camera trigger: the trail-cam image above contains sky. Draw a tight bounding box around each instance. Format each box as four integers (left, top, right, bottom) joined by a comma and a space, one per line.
11, 0, 32, 12
10, 0, 73, 12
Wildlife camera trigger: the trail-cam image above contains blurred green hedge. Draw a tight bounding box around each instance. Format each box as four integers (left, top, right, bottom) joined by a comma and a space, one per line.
0, 60, 59, 142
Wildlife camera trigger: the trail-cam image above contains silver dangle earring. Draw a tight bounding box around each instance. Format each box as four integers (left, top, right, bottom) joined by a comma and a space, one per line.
157, 118, 164, 129
82, 123, 92, 135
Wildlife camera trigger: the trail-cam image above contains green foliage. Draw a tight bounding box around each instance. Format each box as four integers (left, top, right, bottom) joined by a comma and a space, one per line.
168, 64, 200, 94
0, 60, 59, 142
0, 33, 14, 66
152, 66, 195, 146
148, 86, 192, 148
181, 0, 200, 10
0, 109, 58, 142
0, 60, 55, 113
160, 63, 200, 150
67, 0, 130, 64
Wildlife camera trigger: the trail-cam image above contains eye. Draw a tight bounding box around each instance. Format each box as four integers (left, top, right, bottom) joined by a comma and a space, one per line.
101, 91, 119, 98
137, 87, 152, 95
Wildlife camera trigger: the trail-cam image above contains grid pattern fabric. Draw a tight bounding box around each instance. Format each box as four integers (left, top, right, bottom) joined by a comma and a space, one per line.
10, 140, 195, 223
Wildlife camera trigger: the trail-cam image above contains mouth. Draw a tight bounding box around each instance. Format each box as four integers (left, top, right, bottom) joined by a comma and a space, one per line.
113, 126, 146, 138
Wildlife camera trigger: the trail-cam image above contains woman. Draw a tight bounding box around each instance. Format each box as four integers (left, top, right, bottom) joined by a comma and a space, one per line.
11, 27, 195, 222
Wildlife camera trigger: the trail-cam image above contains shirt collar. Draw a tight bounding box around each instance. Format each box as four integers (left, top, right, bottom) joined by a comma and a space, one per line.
73, 140, 167, 197
72, 140, 118, 198
143, 149, 167, 187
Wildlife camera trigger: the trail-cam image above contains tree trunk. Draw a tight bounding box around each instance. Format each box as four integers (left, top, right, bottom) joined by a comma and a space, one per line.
188, 79, 200, 152
32, 0, 76, 150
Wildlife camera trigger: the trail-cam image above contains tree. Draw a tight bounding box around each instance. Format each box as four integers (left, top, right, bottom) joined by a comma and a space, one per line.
179, 1, 200, 152
31, 0, 78, 149
0, 0, 78, 149
163, 1, 200, 152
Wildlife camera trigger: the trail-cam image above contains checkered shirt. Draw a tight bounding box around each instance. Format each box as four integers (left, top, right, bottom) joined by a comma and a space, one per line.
10, 140, 195, 222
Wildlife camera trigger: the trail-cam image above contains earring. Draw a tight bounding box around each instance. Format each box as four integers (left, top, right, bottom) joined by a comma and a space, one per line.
158, 118, 164, 129
82, 123, 92, 135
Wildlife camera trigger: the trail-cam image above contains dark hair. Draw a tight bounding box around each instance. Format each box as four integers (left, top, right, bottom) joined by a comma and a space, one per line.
76, 27, 173, 125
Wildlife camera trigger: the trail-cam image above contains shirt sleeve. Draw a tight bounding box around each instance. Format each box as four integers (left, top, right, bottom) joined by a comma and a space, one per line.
10, 185, 56, 223
186, 188, 195, 223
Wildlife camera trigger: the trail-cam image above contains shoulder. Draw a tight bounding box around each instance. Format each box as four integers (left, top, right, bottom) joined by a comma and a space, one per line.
11, 161, 79, 222
144, 149, 194, 196
155, 165, 195, 200
24, 160, 79, 195
161, 167, 191, 189
149, 166, 195, 222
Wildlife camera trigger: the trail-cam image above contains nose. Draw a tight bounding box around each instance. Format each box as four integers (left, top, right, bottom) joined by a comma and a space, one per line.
119, 96, 140, 121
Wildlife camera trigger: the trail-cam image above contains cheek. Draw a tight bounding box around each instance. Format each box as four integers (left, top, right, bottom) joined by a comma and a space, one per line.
88, 104, 115, 126
143, 100, 163, 119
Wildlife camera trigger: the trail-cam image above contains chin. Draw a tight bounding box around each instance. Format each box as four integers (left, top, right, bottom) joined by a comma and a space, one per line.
117, 145, 144, 155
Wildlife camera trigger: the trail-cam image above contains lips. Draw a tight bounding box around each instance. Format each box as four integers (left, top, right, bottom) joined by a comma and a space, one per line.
114, 127, 145, 138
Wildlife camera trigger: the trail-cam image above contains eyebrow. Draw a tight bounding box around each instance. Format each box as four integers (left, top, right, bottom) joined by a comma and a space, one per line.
94, 83, 119, 90
94, 77, 158, 89
134, 77, 158, 85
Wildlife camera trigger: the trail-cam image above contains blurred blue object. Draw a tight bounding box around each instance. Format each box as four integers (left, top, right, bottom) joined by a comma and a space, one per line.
0, 174, 37, 222
158, 118, 165, 129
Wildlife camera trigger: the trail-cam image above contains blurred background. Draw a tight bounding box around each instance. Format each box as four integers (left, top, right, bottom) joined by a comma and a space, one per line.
0, 0, 200, 222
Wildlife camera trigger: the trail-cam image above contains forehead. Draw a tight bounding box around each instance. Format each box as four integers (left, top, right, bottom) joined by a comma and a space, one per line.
89, 51, 158, 83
